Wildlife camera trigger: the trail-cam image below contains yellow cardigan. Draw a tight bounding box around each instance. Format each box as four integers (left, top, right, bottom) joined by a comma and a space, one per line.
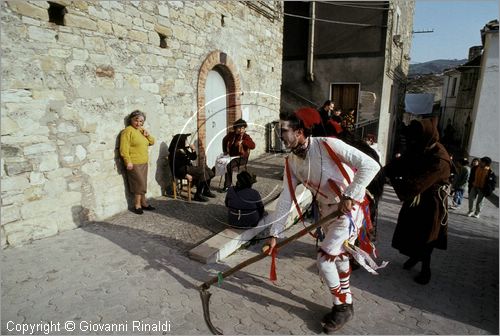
119, 126, 155, 165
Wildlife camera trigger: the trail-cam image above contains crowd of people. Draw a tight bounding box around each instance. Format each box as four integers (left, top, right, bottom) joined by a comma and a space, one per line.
118, 104, 496, 333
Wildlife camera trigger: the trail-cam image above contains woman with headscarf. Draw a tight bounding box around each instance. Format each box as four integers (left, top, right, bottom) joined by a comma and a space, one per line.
384, 118, 452, 285
120, 110, 156, 215
225, 171, 264, 228
168, 133, 215, 202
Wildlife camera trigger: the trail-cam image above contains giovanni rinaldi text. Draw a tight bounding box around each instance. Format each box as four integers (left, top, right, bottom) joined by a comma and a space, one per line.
6, 320, 172, 334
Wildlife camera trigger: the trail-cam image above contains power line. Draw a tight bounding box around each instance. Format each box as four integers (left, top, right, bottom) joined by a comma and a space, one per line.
283, 12, 387, 28
412, 29, 434, 34
316, 1, 390, 10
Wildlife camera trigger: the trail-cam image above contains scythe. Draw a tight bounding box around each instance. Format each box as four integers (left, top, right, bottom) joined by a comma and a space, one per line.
198, 209, 343, 335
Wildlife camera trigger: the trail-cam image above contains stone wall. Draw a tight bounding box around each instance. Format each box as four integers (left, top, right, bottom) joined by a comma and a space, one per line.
1, 1, 283, 246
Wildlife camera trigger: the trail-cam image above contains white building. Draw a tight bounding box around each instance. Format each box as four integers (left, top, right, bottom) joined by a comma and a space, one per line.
468, 20, 499, 166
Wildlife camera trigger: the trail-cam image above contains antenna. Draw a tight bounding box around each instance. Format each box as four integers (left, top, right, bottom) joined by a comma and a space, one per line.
412, 29, 434, 34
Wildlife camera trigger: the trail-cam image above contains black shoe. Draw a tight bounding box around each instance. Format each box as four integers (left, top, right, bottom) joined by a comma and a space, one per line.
142, 205, 156, 211
323, 303, 354, 334
414, 269, 431, 285
193, 194, 209, 202
322, 306, 336, 324
403, 257, 419, 270
133, 208, 143, 215
202, 190, 216, 198
221, 186, 229, 193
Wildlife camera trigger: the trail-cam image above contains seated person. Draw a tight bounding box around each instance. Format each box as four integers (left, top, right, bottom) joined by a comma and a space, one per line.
168, 133, 215, 202
221, 119, 256, 192
225, 171, 264, 229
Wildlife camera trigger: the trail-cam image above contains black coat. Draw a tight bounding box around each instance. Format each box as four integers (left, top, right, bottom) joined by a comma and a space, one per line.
384, 119, 451, 257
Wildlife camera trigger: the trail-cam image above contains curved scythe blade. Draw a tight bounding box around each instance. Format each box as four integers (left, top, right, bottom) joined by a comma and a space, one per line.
199, 284, 223, 335
197, 210, 342, 335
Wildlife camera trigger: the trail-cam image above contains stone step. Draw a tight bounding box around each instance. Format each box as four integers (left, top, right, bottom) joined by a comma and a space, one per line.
188, 184, 312, 264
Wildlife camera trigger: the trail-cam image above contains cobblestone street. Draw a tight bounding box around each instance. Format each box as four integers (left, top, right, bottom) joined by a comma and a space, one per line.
2, 153, 498, 335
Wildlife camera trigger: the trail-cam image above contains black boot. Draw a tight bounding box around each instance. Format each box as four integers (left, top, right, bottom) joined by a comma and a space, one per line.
403, 257, 419, 270
194, 183, 209, 202
414, 255, 431, 285
202, 181, 216, 198
323, 303, 354, 334
414, 268, 431, 285
414, 249, 432, 285
322, 306, 336, 324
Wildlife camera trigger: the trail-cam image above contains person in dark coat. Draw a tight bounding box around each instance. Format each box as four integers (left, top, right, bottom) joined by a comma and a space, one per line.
384, 118, 452, 285
312, 100, 335, 137
221, 119, 256, 191
168, 133, 215, 202
225, 171, 264, 229
467, 156, 496, 218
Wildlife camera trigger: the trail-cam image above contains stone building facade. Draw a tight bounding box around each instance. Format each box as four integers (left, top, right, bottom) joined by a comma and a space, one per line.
1, 1, 283, 246
281, 0, 415, 164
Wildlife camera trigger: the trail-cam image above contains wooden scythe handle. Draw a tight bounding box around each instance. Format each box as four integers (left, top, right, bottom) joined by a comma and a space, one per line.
199, 209, 343, 290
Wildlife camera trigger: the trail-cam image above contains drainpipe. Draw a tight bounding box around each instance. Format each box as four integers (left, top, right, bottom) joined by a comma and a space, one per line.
306, 2, 315, 82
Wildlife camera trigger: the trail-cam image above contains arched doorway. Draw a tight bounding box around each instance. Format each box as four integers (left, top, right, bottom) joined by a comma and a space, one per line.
197, 51, 241, 167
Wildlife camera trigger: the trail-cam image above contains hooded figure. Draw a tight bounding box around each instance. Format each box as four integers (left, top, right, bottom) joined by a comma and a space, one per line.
384, 118, 452, 285
168, 134, 215, 202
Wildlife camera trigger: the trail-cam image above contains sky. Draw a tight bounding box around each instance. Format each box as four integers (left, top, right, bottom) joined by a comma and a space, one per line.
409, 0, 499, 64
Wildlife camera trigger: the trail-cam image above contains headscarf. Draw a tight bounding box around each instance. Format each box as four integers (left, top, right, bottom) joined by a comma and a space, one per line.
404, 118, 439, 153
168, 133, 190, 154
236, 171, 257, 189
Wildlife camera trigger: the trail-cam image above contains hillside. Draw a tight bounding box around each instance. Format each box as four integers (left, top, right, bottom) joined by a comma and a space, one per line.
406, 73, 444, 102
409, 59, 467, 77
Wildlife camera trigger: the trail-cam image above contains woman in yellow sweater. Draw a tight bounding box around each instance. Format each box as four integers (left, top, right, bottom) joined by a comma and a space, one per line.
120, 110, 156, 214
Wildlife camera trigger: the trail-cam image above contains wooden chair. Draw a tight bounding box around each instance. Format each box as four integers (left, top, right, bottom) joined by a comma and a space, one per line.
218, 152, 250, 188
166, 155, 192, 202
172, 177, 192, 202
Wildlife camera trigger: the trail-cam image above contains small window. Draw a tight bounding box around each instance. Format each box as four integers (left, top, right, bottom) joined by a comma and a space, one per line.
394, 7, 401, 35
450, 77, 457, 97
247, 60, 251, 69
221, 14, 225, 27
48, 2, 66, 26
158, 33, 167, 48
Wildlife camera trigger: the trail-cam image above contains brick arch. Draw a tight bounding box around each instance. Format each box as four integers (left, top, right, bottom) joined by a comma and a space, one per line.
197, 50, 241, 164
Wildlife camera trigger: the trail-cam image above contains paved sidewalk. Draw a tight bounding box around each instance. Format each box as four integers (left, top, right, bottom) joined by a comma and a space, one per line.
2, 153, 499, 335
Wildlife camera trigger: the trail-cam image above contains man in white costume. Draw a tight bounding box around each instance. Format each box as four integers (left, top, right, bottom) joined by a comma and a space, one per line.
266, 108, 383, 333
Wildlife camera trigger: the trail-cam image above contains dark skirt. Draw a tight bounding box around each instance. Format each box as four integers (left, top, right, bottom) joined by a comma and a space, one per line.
127, 163, 148, 195
185, 164, 214, 183
392, 190, 447, 257
228, 209, 261, 229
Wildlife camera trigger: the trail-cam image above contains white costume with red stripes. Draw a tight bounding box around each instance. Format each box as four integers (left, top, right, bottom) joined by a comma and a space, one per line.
269, 136, 381, 305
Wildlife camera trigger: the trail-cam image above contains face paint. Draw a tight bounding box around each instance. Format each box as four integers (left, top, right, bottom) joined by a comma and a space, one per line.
279, 120, 301, 149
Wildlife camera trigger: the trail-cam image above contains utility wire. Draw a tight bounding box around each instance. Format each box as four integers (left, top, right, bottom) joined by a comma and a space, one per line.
284, 12, 387, 28
315, 1, 390, 11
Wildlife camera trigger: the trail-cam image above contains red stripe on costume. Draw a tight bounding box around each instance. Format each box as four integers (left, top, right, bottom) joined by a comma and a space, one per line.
303, 180, 328, 198
327, 179, 343, 197
285, 157, 304, 223
330, 285, 347, 304
322, 141, 351, 183
361, 198, 373, 232
318, 248, 349, 262
285, 158, 315, 239
269, 248, 278, 282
